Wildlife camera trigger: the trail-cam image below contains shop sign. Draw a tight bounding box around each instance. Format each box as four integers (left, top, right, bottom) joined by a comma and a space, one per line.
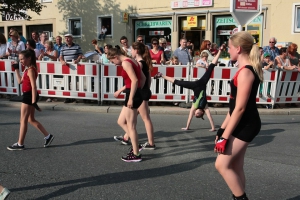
171, 0, 212, 9
149, 31, 164, 36
235, 0, 259, 11
187, 16, 197, 27
218, 30, 232, 35
215, 15, 262, 26
1, 11, 25, 21
135, 20, 172, 28
121, 12, 129, 23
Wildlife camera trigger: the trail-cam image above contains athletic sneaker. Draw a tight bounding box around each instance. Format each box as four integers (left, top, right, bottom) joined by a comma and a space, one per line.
0, 187, 10, 200
121, 152, 142, 162
128, 144, 144, 153
154, 72, 163, 79
44, 134, 54, 147
142, 142, 156, 150
7, 143, 25, 151
113, 135, 130, 145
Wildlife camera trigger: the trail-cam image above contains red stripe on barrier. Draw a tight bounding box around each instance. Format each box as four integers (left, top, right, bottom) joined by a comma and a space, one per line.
48, 91, 56, 95
166, 67, 174, 77
117, 66, 123, 76
0, 61, 5, 71
182, 68, 186, 78
256, 98, 259, 102
93, 93, 97, 98
281, 72, 286, 81
93, 65, 97, 75
207, 96, 211, 100
37, 62, 40, 73
151, 68, 158, 77
150, 95, 157, 99
290, 72, 298, 81
181, 96, 185, 100
13, 89, 16, 93
286, 98, 292, 102
165, 95, 173, 99
104, 94, 108, 98
222, 69, 230, 79
77, 64, 85, 75
37, 90, 41, 94
63, 91, 70, 96
298, 97, 300, 101
219, 97, 227, 101
0, 88, 7, 92
267, 98, 271, 102
270, 71, 276, 81
47, 63, 55, 73
104, 65, 108, 76
276, 98, 280, 102
78, 92, 86, 97
193, 68, 197, 78
62, 65, 70, 74
117, 94, 125, 99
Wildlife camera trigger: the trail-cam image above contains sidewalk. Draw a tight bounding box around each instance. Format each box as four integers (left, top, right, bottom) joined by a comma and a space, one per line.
1, 97, 300, 115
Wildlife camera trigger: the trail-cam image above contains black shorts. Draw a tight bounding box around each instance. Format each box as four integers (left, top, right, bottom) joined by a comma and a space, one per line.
140, 88, 152, 101
124, 88, 143, 109
22, 92, 39, 105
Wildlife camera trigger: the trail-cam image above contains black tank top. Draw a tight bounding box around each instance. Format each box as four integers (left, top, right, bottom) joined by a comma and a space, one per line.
139, 60, 150, 90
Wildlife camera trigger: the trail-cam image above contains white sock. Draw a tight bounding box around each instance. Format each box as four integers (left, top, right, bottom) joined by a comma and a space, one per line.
45, 134, 50, 139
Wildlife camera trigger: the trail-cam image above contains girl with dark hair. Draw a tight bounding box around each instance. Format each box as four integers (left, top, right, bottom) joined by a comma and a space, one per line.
149, 38, 164, 64
114, 42, 155, 149
107, 48, 145, 162
101, 44, 113, 64
7, 49, 54, 150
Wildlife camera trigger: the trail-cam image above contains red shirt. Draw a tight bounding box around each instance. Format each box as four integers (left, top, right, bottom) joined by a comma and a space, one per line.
121, 59, 141, 89
149, 50, 163, 64
22, 67, 38, 93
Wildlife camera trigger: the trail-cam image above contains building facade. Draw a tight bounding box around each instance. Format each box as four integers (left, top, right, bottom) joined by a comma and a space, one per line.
1, 0, 300, 54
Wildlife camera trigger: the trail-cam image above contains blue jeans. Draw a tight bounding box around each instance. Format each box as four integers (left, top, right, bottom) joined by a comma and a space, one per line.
99, 34, 106, 40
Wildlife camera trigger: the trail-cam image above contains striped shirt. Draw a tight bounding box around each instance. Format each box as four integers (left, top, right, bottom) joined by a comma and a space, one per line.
60, 43, 82, 61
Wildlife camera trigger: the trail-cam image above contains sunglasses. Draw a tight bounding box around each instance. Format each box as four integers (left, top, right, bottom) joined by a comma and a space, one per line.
160, 43, 166, 45
137, 39, 143, 42
269, 41, 275, 43
152, 43, 158, 45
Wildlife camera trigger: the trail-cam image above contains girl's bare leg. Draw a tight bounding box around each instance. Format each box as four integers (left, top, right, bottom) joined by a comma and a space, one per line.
18, 103, 32, 145
204, 106, 215, 131
118, 106, 129, 140
124, 107, 139, 155
28, 105, 49, 137
138, 101, 154, 145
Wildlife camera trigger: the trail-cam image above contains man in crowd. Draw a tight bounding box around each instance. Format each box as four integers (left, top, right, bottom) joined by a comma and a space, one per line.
31, 30, 45, 51
120, 36, 132, 56
136, 35, 151, 49
54, 36, 64, 57
159, 37, 169, 62
263, 37, 279, 62
173, 38, 192, 65
60, 33, 83, 103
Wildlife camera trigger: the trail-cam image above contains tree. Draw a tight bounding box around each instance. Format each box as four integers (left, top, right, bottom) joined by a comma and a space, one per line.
0, 0, 45, 20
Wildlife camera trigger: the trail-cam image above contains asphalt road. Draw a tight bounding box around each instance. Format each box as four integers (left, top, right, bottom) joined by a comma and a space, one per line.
0, 107, 300, 200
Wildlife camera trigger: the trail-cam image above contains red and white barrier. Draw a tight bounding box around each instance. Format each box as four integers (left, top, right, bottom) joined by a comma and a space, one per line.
0, 59, 20, 95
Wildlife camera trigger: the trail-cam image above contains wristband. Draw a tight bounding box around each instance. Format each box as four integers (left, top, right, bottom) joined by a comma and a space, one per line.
216, 128, 225, 139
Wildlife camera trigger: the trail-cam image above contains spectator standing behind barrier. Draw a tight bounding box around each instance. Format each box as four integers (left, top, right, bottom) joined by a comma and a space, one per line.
209, 43, 219, 56
136, 35, 151, 49
263, 37, 279, 62
120, 36, 132, 56
259, 47, 264, 62
259, 53, 273, 107
187, 39, 194, 56
173, 38, 192, 65
199, 40, 214, 63
0, 184, 10, 199
98, 25, 107, 41
7, 27, 27, 44
7, 49, 54, 151
101, 44, 112, 63
31, 31, 45, 52
5, 30, 25, 59
0, 33, 7, 58
149, 38, 164, 64
91, 39, 103, 56
287, 43, 300, 68
196, 52, 209, 68
214, 31, 263, 200
26, 39, 40, 59
38, 40, 58, 61
60, 33, 83, 103
275, 47, 295, 70
39, 33, 47, 50
158, 37, 169, 62
166, 56, 179, 65
54, 36, 64, 57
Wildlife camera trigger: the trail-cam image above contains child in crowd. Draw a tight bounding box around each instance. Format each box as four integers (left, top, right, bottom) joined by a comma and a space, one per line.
259, 52, 273, 108
196, 52, 209, 68
167, 56, 179, 65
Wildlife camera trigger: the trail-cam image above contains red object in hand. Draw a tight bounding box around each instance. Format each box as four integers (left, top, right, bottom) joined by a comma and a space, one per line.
215, 137, 228, 154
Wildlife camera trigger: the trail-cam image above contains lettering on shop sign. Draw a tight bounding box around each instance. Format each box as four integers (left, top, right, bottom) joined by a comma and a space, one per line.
2, 11, 24, 21
235, 0, 258, 11
216, 15, 262, 25
136, 21, 172, 28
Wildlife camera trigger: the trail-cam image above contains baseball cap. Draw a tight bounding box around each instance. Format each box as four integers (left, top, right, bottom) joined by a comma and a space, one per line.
64, 33, 73, 38
264, 52, 270, 58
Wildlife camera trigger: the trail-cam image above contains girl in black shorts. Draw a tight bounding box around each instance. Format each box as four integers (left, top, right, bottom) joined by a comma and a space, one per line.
114, 42, 156, 149
7, 49, 54, 151
214, 32, 263, 200
107, 48, 145, 162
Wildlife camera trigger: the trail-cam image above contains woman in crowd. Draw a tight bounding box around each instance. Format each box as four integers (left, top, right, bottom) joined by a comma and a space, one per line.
38, 40, 58, 61
101, 44, 113, 64
275, 47, 296, 70
153, 45, 225, 131
0, 33, 7, 58
107, 48, 145, 162
5, 30, 25, 59
26, 39, 40, 59
199, 40, 214, 63
149, 38, 165, 64
7, 49, 54, 151
209, 43, 219, 56
214, 31, 263, 200
91, 39, 103, 55
114, 42, 155, 149
287, 43, 300, 68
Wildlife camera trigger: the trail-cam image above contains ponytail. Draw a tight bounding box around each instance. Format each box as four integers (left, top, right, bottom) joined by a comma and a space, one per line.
143, 46, 153, 72
249, 44, 263, 82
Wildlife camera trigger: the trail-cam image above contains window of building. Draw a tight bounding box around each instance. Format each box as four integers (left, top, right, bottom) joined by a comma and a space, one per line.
26, 24, 53, 40
292, 3, 300, 33
0, 27, 4, 34
97, 15, 113, 39
68, 18, 82, 38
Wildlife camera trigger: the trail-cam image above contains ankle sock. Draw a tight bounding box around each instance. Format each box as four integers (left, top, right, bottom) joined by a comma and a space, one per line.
45, 134, 50, 139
